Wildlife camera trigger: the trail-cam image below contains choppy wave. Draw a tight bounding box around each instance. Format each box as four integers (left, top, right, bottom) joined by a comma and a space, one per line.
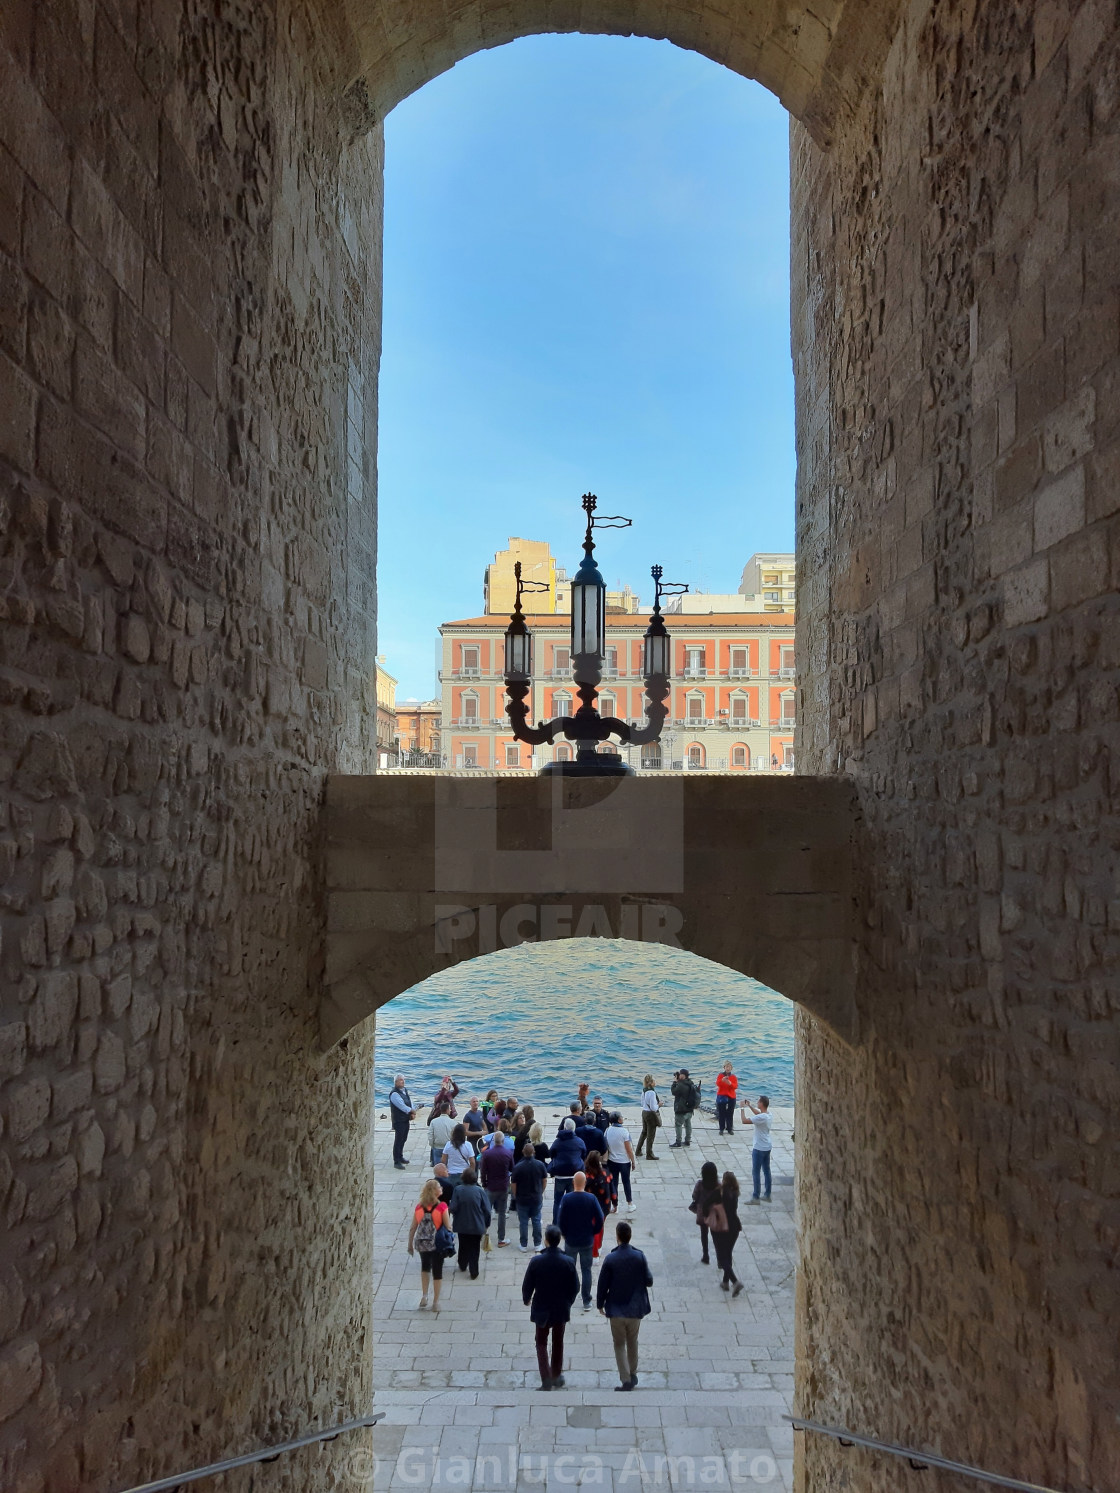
373, 940, 794, 1113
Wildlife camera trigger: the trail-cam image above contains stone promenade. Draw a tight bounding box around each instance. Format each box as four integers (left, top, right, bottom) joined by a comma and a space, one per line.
368, 1106, 796, 1492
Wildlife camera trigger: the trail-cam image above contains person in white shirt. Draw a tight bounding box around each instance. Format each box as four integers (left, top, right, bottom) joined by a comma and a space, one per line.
428, 1109, 456, 1166
603, 1112, 637, 1212
636, 1076, 661, 1160
740, 1095, 772, 1202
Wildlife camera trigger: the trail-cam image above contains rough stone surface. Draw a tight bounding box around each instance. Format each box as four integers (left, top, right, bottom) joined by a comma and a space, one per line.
1, 0, 1118, 1488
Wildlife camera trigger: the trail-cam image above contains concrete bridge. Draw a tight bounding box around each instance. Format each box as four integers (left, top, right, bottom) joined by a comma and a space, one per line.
322, 775, 860, 1047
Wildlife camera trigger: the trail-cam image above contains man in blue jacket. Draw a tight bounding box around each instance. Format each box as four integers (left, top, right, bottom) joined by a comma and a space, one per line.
556, 1171, 605, 1310
548, 1119, 586, 1222
521, 1225, 579, 1391
596, 1220, 653, 1391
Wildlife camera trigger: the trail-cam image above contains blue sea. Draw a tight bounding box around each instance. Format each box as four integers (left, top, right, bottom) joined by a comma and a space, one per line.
373, 940, 794, 1116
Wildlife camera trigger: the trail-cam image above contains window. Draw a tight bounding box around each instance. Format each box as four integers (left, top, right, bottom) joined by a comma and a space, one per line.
598, 744, 619, 755
781, 693, 796, 722
556, 744, 571, 762
463, 744, 478, 767
687, 744, 704, 769
730, 647, 748, 674
604, 647, 618, 674
554, 693, 572, 717
687, 695, 704, 721
505, 744, 520, 766
461, 645, 479, 671
732, 745, 749, 768
460, 693, 478, 722
686, 647, 705, 675
730, 695, 747, 722
783, 745, 795, 769
554, 646, 570, 673
780, 646, 795, 677
599, 692, 615, 717
641, 744, 662, 769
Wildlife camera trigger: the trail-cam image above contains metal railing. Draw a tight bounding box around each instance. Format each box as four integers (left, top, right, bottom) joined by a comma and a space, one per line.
786, 1418, 1066, 1493
113, 1415, 383, 1493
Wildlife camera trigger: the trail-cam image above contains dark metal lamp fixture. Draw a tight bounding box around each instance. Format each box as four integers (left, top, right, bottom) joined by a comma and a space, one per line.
503, 493, 687, 777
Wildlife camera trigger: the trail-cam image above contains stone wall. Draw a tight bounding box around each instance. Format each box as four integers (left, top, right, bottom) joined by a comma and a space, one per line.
793, 0, 1120, 1485
0, 0, 380, 1485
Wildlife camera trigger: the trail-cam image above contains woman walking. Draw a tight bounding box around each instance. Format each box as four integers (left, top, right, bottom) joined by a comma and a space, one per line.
636, 1075, 661, 1160
441, 1123, 475, 1180
584, 1151, 614, 1258
690, 1161, 719, 1265
604, 1112, 637, 1212
448, 1167, 492, 1279
407, 1178, 450, 1311
709, 1171, 744, 1296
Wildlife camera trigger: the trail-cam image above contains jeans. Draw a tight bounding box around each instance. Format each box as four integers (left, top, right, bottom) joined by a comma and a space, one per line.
716, 1096, 734, 1133
516, 1199, 543, 1247
430, 1146, 442, 1165
752, 1148, 772, 1199
610, 1161, 632, 1204
535, 1321, 565, 1383
674, 1112, 692, 1145
699, 1221, 710, 1261
391, 1118, 410, 1165
637, 1112, 660, 1156
457, 1232, 482, 1277
609, 1317, 641, 1382
712, 1230, 738, 1284
487, 1188, 509, 1242
552, 1176, 575, 1221
564, 1242, 594, 1304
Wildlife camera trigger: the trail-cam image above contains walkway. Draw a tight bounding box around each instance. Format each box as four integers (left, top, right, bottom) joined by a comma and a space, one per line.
370, 1106, 796, 1491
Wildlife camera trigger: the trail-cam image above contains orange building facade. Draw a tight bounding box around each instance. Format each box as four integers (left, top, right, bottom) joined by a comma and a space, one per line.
438, 613, 796, 772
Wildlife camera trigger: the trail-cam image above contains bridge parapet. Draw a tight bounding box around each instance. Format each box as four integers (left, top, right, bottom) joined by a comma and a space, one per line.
322, 774, 860, 1047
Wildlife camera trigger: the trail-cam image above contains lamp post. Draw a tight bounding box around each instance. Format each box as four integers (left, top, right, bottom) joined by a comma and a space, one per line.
504, 494, 687, 777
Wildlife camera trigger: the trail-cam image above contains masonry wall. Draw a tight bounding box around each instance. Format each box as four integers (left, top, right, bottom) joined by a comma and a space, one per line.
0, 0, 380, 1485
793, 0, 1120, 1485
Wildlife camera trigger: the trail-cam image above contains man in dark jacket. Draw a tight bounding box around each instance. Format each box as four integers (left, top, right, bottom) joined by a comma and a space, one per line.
596, 1220, 653, 1391
556, 1171, 605, 1309
669, 1069, 700, 1149
548, 1119, 587, 1222
522, 1224, 580, 1390
575, 1113, 608, 1159
449, 1169, 492, 1279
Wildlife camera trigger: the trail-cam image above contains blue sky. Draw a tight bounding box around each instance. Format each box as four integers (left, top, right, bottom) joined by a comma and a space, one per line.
377, 35, 793, 699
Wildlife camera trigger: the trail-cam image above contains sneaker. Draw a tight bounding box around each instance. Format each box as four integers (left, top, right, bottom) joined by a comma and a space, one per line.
647, 1155, 660, 1161
393, 1163, 407, 1170
747, 1198, 760, 1206
498, 1240, 510, 1248
518, 1243, 528, 1252
627, 1202, 637, 1212
615, 1381, 633, 1392
582, 1300, 592, 1311
763, 1195, 771, 1203
720, 1280, 730, 1291
537, 1380, 552, 1392
668, 1142, 682, 1149
552, 1375, 566, 1388
732, 1281, 744, 1298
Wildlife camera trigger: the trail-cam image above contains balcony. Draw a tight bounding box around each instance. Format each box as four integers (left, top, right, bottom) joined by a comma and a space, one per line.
451, 716, 486, 728
725, 718, 761, 729
455, 667, 482, 678
675, 717, 716, 727
728, 666, 754, 678
546, 668, 572, 680
682, 666, 708, 679
779, 666, 796, 679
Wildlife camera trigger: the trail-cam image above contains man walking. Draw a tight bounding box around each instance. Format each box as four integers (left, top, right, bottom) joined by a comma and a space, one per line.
522, 1225, 579, 1390
389, 1074, 416, 1168
741, 1094, 773, 1202
511, 1142, 549, 1251
428, 1107, 455, 1166
556, 1171, 604, 1310
669, 1068, 700, 1149
596, 1220, 653, 1391
715, 1060, 738, 1135
548, 1118, 586, 1222
479, 1123, 515, 1247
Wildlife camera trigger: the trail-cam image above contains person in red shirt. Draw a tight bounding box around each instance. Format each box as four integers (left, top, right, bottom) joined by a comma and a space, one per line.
715, 1061, 738, 1135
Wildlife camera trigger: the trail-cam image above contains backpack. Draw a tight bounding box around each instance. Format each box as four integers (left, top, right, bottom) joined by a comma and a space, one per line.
414, 1205, 438, 1252
688, 1081, 701, 1112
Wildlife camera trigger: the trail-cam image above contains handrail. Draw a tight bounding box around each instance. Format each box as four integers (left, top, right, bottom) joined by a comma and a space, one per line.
111, 1414, 383, 1493
785, 1417, 1066, 1493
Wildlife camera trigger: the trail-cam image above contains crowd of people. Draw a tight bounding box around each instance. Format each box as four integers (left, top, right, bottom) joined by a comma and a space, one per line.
387, 1064, 776, 1391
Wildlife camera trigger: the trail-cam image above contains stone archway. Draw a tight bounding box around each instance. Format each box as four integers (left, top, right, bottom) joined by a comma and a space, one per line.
322, 774, 860, 1046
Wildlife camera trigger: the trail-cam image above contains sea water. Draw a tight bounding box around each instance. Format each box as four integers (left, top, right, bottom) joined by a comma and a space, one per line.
373, 940, 794, 1115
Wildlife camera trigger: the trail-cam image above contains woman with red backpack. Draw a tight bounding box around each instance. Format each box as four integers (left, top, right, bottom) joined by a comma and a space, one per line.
407, 1178, 451, 1312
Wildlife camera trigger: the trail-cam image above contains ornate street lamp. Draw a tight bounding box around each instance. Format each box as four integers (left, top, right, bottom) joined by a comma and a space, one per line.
504, 493, 687, 777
